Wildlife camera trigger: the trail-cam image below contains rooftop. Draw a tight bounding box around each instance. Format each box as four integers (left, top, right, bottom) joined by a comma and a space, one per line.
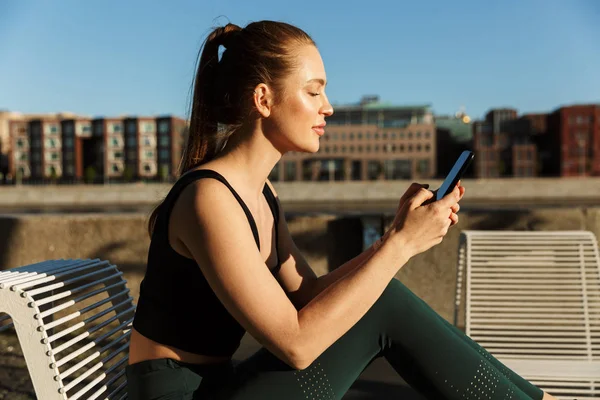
332, 95, 432, 112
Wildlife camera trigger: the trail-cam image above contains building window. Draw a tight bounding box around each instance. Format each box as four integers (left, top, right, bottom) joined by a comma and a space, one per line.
341, 133, 347, 140
16, 138, 25, 148
416, 144, 422, 152
143, 137, 154, 147
113, 151, 124, 160
158, 121, 170, 134
126, 121, 137, 134
408, 145, 413, 152
425, 132, 431, 139
408, 132, 413, 139
63, 123, 74, 135
391, 133, 397, 139
159, 149, 169, 160
46, 124, 59, 135
110, 122, 123, 133
145, 150, 155, 158
425, 144, 431, 152
141, 121, 156, 133
111, 137, 121, 147
382, 133, 388, 139
159, 136, 170, 147
80, 123, 91, 135
349, 133, 355, 140
400, 132, 405, 139
45, 138, 58, 148
357, 133, 363, 140
127, 137, 137, 147
46, 151, 60, 161
366, 133, 371, 139
416, 131, 422, 138
284, 161, 296, 181
46, 165, 58, 176
374, 133, 379, 139
143, 164, 152, 172
418, 159, 430, 175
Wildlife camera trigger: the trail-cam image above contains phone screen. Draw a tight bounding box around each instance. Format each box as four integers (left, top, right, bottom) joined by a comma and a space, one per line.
436, 151, 474, 201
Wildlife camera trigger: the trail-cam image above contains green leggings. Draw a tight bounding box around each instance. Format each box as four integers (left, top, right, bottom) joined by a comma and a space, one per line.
125, 279, 545, 399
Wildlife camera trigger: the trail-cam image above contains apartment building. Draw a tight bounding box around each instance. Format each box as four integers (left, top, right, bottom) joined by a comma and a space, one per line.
474, 108, 537, 178
269, 96, 437, 182
547, 104, 600, 177
473, 104, 600, 178
4, 113, 187, 183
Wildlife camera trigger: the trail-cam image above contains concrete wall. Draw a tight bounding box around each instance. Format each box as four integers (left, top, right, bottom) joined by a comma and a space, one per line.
1, 208, 599, 331
1, 178, 600, 212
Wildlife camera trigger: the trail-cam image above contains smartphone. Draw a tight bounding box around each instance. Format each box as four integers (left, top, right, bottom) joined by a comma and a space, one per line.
434, 150, 474, 201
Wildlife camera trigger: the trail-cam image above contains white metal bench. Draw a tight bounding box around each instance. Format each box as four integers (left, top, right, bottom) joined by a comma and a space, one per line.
455, 230, 600, 399
0, 259, 133, 399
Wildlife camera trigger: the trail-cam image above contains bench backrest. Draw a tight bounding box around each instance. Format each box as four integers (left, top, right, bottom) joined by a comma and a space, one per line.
0, 259, 133, 400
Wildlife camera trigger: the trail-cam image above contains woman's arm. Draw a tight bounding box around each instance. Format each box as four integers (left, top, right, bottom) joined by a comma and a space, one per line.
307, 234, 385, 304
267, 179, 385, 309
175, 179, 412, 370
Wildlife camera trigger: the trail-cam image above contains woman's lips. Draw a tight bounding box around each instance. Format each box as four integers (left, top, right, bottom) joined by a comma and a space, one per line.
312, 127, 325, 136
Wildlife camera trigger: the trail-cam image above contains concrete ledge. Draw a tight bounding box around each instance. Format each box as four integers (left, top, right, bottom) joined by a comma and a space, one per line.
0, 178, 599, 211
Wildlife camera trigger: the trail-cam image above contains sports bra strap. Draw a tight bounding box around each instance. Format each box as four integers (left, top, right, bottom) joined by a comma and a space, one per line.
160, 169, 279, 252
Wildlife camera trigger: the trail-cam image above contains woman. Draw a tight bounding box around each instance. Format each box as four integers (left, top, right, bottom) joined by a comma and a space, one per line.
126, 20, 558, 400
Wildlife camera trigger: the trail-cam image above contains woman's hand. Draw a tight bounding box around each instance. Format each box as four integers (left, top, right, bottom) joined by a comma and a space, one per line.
395, 181, 465, 226
384, 182, 465, 259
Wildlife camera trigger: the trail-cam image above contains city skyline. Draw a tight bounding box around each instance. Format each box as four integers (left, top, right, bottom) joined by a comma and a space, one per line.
1, 0, 599, 120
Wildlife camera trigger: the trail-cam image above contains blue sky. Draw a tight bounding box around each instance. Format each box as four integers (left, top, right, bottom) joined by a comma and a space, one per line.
1, 0, 598, 120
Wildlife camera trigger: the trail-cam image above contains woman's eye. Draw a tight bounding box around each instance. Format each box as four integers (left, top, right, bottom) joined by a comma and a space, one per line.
310, 92, 321, 96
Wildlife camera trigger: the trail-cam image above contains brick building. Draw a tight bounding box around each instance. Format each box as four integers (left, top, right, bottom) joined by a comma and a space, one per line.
269, 96, 437, 182
4, 113, 187, 183
546, 105, 600, 177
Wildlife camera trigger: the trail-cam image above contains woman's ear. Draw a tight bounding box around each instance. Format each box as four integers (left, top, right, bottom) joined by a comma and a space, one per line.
253, 83, 272, 118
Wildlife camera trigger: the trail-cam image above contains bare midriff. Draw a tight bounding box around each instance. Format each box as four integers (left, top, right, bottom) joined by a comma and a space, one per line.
128, 327, 231, 365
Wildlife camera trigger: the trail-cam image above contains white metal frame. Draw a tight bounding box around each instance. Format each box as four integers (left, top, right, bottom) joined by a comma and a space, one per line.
455, 230, 600, 399
0, 259, 133, 400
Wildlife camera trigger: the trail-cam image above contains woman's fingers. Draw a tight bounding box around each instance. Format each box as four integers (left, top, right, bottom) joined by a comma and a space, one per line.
450, 212, 459, 226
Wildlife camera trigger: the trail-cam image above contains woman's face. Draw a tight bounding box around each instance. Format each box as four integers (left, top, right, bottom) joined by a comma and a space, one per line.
263, 44, 334, 154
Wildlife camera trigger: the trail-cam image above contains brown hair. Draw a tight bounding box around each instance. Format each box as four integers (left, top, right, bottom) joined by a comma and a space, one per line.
148, 20, 315, 236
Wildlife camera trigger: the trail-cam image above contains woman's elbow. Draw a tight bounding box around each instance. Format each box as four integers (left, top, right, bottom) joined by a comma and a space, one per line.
282, 338, 316, 370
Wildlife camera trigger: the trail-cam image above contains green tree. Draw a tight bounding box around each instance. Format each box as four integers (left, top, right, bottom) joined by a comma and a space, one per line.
84, 166, 97, 184
159, 165, 169, 182
122, 166, 134, 183
49, 167, 58, 184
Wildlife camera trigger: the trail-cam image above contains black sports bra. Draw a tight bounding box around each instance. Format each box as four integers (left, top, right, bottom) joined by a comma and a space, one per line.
132, 169, 281, 357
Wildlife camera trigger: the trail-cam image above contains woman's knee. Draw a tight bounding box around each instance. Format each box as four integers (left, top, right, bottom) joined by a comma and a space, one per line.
370, 278, 427, 320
